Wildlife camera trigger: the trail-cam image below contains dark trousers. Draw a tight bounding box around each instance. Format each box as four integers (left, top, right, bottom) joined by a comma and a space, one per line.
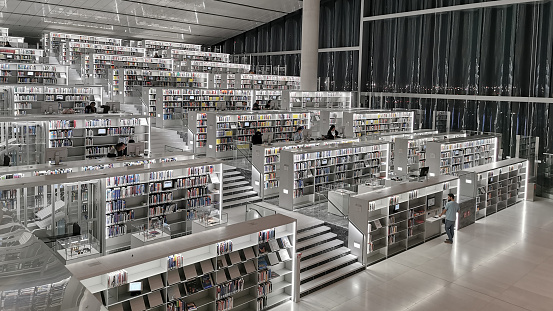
445, 220, 455, 242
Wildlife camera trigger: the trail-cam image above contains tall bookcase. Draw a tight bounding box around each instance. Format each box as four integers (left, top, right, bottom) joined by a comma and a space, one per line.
206, 111, 311, 159
67, 214, 297, 311
459, 158, 528, 221
143, 40, 201, 54
0, 47, 44, 63
0, 117, 47, 165
278, 142, 390, 210
12, 85, 103, 115
187, 112, 209, 154
285, 92, 352, 110
426, 135, 499, 176
348, 175, 460, 266
251, 138, 360, 199
342, 111, 414, 138
238, 74, 301, 91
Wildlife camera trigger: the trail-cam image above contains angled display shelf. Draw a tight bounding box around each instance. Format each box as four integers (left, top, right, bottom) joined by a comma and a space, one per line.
66, 214, 297, 311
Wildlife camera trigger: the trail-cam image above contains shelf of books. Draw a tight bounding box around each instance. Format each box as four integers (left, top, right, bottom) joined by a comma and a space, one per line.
46, 115, 150, 160
206, 111, 311, 159
67, 42, 145, 65
12, 86, 103, 115
143, 40, 202, 53
66, 214, 297, 311
0, 117, 47, 165
426, 135, 499, 176
348, 175, 460, 266
392, 132, 466, 176
0, 63, 69, 85
0, 47, 44, 63
459, 158, 528, 222
0, 87, 9, 115
278, 142, 390, 210
181, 60, 252, 74
102, 159, 224, 253
254, 90, 285, 110
0, 35, 25, 48
251, 138, 360, 199
187, 112, 209, 154
239, 74, 300, 91
286, 92, 352, 110
342, 111, 414, 138
170, 49, 230, 63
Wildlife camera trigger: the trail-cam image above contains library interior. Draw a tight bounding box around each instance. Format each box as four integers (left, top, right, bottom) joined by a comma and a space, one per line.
1, 1, 553, 311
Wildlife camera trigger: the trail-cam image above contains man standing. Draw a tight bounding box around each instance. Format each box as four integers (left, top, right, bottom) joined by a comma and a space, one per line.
439, 193, 459, 244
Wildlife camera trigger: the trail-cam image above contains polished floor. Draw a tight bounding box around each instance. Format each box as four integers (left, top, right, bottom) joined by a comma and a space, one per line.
273, 198, 553, 311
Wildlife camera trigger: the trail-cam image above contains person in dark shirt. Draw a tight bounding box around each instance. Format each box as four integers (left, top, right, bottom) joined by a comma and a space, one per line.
107, 142, 126, 158
265, 100, 272, 110
84, 102, 97, 113
251, 131, 263, 145
153, 52, 161, 58
326, 125, 339, 139
253, 102, 261, 110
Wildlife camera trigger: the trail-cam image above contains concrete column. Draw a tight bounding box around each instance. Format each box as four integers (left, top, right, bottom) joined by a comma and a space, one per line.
300, 0, 320, 91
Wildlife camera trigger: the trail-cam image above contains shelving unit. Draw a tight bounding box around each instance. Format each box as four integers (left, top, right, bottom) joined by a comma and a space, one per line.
237, 74, 300, 91
0, 117, 47, 165
68, 42, 145, 65
181, 60, 251, 74
278, 141, 390, 210
285, 92, 352, 110
206, 111, 311, 159
459, 158, 528, 222
12, 85, 103, 115
433, 111, 451, 133
187, 112, 209, 154
0, 47, 44, 63
342, 111, 414, 138
83, 54, 173, 81
171, 50, 230, 63
143, 40, 201, 54
251, 138, 360, 198
426, 135, 499, 176
348, 175, 460, 266
66, 214, 297, 311
0, 63, 69, 85
392, 132, 466, 176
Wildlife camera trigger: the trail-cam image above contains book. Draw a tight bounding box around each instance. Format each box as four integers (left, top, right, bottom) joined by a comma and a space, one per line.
279, 236, 292, 248
277, 249, 290, 262
201, 274, 213, 289
258, 256, 268, 270
374, 219, 382, 229
186, 302, 197, 311
185, 279, 201, 294
268, 239, 280, 252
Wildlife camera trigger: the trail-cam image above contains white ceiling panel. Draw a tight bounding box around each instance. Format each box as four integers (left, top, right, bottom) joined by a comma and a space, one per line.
0, 0, 302, 44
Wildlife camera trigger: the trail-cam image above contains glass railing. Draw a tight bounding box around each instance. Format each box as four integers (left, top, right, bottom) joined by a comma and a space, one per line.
245, 202, 277, 221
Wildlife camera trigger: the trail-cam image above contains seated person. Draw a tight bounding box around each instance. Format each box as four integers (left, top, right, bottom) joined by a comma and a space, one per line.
251, 131, 263, 145
123, 139, 135, 156
252, 102, 261, 110
293, 127, 303, 141
84, 102, 97, 114
326, 125, 339, 139
107, 142, 127, 158
265, 100, 272, 110
100, 104, 110, 114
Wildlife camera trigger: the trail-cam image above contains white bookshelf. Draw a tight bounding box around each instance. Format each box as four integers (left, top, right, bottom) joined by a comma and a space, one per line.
171, 50, 230, 63
426, 135, 499, 176
0, 47, 44, 63
251, 138, 360, 199
278, 141, 390, 210
13, 85, 103, 115
348, 175, 460, 265
187, 112, 209, 154
286, 92, 352, 110
237, 74, 300, 91
182, 61, 251, 74
0, 63, 69, 85
342, 111, 414, 138
143, 40, 202, 53
459, 158, 528, 221
206, 111, 311, 159
66, 214, 297, 311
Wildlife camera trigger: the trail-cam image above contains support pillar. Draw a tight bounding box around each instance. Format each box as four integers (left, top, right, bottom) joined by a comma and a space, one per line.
300, 0, 320, 91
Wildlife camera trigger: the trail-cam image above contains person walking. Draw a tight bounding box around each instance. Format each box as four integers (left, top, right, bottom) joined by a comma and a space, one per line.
439, 193, 460, 244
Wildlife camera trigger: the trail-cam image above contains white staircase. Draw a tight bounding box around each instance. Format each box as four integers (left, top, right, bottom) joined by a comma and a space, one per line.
298, 224, 365, 297
150, 127, 189, 152
222, 165, 261, 209
121, 103, 141, 115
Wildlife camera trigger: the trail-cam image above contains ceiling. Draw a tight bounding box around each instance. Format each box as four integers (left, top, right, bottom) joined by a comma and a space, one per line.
0, 0, 302, 46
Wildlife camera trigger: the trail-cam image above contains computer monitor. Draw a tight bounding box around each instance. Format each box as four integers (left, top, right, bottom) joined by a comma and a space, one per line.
106, 101, 120, 113
128, 282, 142, 292
419, 167, 429, 178
127, 142, 145, 156
262, 132, 274, 144
41, 103, 56, 114
244, 122, 250, 127
55, 95, 64, 101
45, 147, 68, 165
163, 180, 173, 189
97, 128, 107, 136
394, 204, 400, 212
27, 71, 34, 76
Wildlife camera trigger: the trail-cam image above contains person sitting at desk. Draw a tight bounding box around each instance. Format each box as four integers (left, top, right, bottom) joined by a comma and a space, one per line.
252, 131, 263, 145
107, 142, 127, 158
253, 102, 261, 110
326, 125, 339, 139
265, 100, 272, 110
84, 102, 97, 114
123, 139, 135, 156
293, 127, 303, 141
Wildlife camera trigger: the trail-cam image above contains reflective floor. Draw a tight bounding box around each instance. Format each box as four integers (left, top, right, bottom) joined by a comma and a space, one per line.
273, 198, 553, 311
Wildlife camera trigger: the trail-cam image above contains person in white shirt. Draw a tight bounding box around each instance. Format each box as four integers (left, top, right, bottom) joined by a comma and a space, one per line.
293, 127, 303, 141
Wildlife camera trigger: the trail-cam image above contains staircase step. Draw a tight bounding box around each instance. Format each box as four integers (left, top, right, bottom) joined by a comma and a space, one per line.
300, 254, 358, 282
299, 263, 365, 296
300, 247, 351, 272
297, 232, 337, 251
223, 186, 253, 194
224, 176, 245, 182
300, 240, 343, 260
223, 171, 241, 177
222, 196, 261, 208
223, 191, 258, 201
223, 181, 249, 189
297, 226, 331, 242
223, 165, 236, 171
